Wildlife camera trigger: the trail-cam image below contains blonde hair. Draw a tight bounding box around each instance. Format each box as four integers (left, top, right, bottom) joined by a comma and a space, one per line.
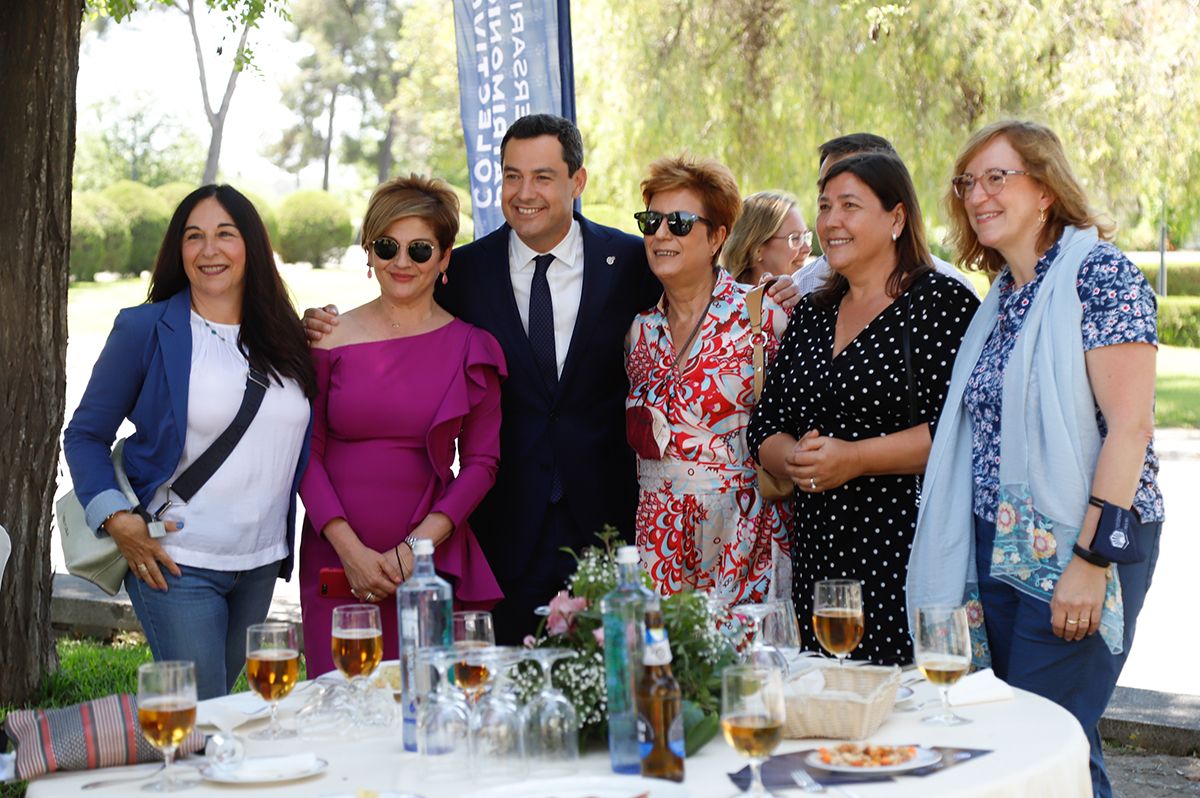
723, 191, 799, 282
640, 154, 741, 264
945, 120, 1115, 277
361, 174, 460, 251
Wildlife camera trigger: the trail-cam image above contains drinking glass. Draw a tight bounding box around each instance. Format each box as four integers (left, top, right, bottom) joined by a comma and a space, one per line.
914, 605, 972, 726
812, 579, 864, 664
245, 622, 300, 739
331, 604, 383, 686
137, 661, 198, 793
468, 646, 526, 782
522, 648, 579, 776
732, 603, 789, 673
721, 665, 785, 798
452, 610, 495, 704
416, 646, 471, 780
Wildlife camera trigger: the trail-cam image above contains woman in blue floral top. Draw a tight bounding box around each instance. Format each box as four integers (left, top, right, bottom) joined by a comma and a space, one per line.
909, 120, 1163, 798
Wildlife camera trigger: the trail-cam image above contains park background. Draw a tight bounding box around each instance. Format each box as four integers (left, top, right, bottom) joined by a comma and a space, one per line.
3, 0, 1200, 794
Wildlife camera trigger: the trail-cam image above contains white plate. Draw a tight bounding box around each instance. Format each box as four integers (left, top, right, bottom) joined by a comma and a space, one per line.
806, 746, 942, 774
462, 775, 690, 798
323, 793, 422, 798
895, 685, 915, 703
199, 756, 329, 784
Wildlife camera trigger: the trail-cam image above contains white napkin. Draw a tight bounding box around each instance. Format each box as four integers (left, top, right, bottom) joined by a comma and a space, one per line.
196, 692, 263, 732
1, 751, 15, 783
948, 668, 1015, 706
226, 753, 318, 780
784, 666, 825, 695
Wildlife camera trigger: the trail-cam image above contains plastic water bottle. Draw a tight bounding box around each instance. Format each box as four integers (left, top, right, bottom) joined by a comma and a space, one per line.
600, 545, 654, 774
397, 538, 452, 752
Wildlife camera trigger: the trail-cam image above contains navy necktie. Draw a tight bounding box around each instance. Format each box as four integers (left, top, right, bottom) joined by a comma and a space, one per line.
529, 253, 563, 502
529, 253, 558, 389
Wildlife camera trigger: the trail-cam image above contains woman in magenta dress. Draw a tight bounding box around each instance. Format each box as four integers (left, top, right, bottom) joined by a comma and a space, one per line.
299, 175, 505, 674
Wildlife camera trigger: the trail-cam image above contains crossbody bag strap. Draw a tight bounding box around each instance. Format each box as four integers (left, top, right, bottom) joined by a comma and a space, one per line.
151, 366, 270, 518
746, 285, 767, 400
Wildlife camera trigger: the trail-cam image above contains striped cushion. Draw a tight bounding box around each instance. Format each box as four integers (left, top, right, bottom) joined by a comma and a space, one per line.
4, 694, 204, 780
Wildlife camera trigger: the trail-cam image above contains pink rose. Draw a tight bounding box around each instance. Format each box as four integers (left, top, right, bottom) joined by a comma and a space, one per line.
593, 627, 605, 647
547, 590, 588, 636
522, 634, 537, 649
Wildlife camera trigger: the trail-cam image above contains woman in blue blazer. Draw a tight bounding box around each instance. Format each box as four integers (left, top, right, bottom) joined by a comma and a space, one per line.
64, 185, 315, 699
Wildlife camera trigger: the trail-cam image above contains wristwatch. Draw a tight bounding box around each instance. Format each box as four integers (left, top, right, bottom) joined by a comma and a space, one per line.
403, 534, 421, 552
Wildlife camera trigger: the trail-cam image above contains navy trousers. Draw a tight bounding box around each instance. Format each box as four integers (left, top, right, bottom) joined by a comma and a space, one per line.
974, 514, 1162, 798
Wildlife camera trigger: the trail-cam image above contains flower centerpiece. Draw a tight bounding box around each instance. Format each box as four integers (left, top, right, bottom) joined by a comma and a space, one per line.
513, 528, 739, 754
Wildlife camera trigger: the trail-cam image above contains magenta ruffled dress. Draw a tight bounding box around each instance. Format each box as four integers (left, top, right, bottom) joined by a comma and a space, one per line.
299, 319, 506, 675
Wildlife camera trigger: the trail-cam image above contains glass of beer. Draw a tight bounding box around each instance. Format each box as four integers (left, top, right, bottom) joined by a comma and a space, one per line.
331, 604, 384, 687
451, 610, 495, 703
914, 605, 972, 726
720, 665, 785, 798
812, 579, 864, 665
245, 622, 300, 739
137, 660, 197, 792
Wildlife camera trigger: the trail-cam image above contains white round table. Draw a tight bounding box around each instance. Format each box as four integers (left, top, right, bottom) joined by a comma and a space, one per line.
27, 681, 1091, 798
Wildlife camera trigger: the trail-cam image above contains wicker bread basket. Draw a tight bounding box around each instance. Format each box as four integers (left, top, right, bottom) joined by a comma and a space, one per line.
782, 664, 901, 739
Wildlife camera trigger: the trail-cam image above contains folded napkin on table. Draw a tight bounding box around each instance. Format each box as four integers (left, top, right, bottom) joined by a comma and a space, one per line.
948, 668, 1015, 706
221, 753, 319, 780
784, 666, 825, 694
3, 694, 204, 780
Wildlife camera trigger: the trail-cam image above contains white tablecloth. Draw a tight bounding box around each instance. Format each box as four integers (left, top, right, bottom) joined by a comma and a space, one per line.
27, 681, 1091, 798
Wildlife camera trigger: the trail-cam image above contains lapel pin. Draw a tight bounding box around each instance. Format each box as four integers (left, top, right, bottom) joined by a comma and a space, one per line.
606, 255, 616, 265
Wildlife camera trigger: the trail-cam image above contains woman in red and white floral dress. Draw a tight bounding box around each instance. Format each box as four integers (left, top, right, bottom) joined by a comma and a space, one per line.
625, 155, 791, 604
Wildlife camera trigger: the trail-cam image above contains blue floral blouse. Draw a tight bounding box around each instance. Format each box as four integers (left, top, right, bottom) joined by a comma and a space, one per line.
963, 238, 1164, 523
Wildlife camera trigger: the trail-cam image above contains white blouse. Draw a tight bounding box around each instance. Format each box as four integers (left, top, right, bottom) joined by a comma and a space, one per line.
148, 311, 309, 571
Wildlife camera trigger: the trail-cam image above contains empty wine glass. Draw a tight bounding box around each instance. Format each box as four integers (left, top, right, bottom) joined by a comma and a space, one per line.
416, 646, 471, 780
721, 665, 785, 798
452, 610, 495, 704
914, 605, 972, 726
137, 661, 197, 792
812, 579, 864, 665
522, 648, 579, 776
732, 603, 789, 673
468, 646, 526, 782
245, 622, 300, 739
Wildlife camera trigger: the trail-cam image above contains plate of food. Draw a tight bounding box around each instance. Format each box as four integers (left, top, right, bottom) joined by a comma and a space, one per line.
807, 743, 941, 774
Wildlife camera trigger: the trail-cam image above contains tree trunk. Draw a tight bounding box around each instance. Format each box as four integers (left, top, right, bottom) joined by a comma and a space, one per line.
0, 0, 79, 705
322, 85, 337, 192
376, 111, 397, 186
203, 119, 224, 184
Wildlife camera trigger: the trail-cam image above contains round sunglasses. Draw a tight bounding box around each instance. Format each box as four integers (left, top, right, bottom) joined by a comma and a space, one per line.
634, 210, 713, 237
371, 236, 435, 263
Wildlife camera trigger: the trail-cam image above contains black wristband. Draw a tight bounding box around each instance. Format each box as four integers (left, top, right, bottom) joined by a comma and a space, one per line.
1072, 541, 1111, 568
395, 546, 407, 581
1087, 494, 1105, 509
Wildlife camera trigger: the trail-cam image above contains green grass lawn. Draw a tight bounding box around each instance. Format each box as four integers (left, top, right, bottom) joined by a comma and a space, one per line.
1156, 345, 1200, 428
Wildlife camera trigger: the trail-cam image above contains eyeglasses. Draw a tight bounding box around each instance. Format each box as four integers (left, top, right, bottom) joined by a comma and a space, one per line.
633, 210, 713, 237
951, 168, 1030, 199
371, 236, 435, 263
769, 230, 813, 249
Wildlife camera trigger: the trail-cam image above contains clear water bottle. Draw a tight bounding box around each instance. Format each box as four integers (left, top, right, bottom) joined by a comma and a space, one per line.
397, 538, 452, 751
600, 545, 654, 774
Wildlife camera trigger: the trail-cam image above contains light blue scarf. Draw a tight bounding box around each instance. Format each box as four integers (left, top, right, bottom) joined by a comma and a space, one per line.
907, 225, 1125, 659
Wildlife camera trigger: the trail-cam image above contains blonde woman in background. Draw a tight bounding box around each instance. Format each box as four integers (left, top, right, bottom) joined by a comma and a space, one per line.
723, 191, 812, 287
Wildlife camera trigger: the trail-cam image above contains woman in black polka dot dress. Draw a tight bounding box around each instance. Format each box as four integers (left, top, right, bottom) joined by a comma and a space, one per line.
748, 153, 978, 665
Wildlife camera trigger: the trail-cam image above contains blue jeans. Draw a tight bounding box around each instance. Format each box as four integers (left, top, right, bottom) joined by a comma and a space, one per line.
974, 514, 1162, 798
125, 560, 281, 700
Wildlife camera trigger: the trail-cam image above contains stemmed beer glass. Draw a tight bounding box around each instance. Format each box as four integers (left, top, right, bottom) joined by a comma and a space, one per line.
452, 610, 495, 703
522, 648, 579, 775
914, 605, 972, 726
732, 603, 790, 673
137, 661, 197, 792
331, 604, 383, 686
721, 665, 785, 798
812, 579, 864, 664
245, 622, 300, 739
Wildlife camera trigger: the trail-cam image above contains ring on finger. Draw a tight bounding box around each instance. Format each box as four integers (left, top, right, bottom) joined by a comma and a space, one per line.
1065, 618, 1079, 625
364, 592, 375, 602
810, 477, 817, 490
136, 563, 149, 573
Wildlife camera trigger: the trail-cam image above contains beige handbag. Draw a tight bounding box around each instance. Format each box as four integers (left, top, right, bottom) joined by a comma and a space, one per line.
56, 440, 166, 596
745, 286, 795, 502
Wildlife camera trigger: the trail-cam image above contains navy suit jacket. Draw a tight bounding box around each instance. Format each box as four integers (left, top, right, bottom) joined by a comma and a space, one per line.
62, 288, 312, 581
435, 214, 661, 584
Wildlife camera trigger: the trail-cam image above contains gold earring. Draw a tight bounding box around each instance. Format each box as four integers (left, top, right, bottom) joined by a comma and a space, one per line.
1038, 208, 1046, 225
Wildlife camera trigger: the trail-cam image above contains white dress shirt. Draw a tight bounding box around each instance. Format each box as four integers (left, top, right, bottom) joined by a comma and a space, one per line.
508, 220, 585, 377
794, 252, 979, 297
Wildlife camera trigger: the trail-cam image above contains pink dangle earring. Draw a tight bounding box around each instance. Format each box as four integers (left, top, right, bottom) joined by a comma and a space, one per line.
441, 270, 449, 285
367, 264, 373, 279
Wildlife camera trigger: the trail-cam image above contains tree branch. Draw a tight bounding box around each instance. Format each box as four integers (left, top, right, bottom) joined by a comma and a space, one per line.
179, 0, 216, 122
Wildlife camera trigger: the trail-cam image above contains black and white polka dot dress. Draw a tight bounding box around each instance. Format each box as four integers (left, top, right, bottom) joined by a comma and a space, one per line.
747, 272, 978, 665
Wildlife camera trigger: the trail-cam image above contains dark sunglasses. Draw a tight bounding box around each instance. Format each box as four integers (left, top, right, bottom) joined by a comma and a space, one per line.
633, 210, 713, 237
371, 236, 435, 263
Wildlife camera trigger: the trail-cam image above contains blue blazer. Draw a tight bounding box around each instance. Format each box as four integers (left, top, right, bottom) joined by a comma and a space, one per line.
62, 288, 312, 581
434, 214, 662, 584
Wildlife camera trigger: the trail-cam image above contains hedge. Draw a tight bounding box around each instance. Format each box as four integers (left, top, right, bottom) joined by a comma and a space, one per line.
277, 190, 352, 268
154, 181, 195, 213
1159, 297, 1200, 348
74, 192, 133, 276
69, 202, 105, 282
1138, 263, 1200, 297
240, 190, 280, 253
102, 180, 172, 274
